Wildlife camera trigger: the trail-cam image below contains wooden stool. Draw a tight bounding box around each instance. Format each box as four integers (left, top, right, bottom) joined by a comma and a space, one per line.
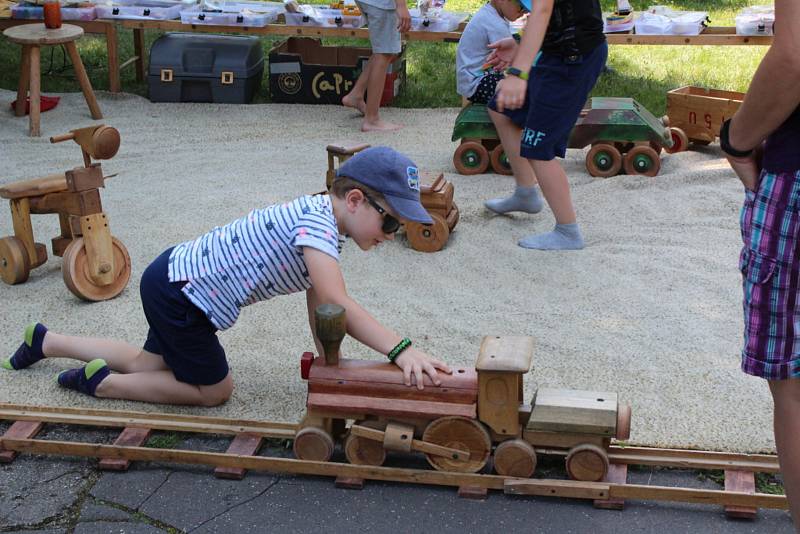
3, 23, 102, 137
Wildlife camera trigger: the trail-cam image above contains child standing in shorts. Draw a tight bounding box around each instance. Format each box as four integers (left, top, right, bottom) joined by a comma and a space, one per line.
485, 0, 607, 250
342, 0, 410, 131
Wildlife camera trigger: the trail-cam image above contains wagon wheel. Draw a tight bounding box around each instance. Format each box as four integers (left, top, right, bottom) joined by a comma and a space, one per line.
405, 214, 449, 253
649, 141, 663, 155
616, 402, 632, 441
493, 439, 537, 478
489, 144, 513, 175
62, 237, 131, 301
586, 143, 622, 178
422, 416, 492, 473
0, 236, 31, 285
293, 426, 335, 462
453, 141, 489, 175
623, 145, 661, 177
664, 127, 689, 154
344, 432, 387, 466
565, 443, 609, 482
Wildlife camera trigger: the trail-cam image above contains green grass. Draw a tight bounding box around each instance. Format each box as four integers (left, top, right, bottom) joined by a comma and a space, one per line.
0, 1, 769, 115
697, 469, 786, 495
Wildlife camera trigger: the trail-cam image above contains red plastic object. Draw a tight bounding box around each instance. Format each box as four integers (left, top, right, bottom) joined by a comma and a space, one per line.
300, 351, 314, 380
43, 1, 62, 29
10, 95, 61, 114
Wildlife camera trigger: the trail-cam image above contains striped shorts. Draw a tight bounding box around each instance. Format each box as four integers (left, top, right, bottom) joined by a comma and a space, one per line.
739, 169, 800, 380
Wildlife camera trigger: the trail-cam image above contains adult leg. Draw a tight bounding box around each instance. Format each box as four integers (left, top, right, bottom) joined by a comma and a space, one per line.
362, 53, 400, 132
95, 371, 234, 406
484, 110, 543, 214
769, 378, 800, 527
43, 331, 169, 373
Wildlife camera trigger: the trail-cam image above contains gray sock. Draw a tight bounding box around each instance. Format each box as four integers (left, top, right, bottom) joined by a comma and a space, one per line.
484, 185, 544, 214
518, 223, 585, 250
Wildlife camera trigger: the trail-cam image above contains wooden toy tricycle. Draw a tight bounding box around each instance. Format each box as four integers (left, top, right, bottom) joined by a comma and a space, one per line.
0, 124, 131, 301
325, 142, 459, 253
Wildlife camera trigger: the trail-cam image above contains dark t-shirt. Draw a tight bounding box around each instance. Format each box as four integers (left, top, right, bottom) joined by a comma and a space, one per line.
541, 0, 606, 57
763, 105, 800, 173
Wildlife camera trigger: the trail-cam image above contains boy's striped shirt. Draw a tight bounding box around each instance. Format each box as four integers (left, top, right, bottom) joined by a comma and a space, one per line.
168, 194, 345, 330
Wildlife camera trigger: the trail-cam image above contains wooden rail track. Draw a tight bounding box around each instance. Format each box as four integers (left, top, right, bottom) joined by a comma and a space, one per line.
0, 403, 786, 516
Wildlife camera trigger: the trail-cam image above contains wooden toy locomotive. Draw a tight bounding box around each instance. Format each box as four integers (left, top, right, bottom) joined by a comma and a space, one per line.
294, 305, 631, 482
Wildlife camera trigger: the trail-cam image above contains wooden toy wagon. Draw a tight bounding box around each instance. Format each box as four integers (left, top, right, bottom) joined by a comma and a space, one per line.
294, 304, 632, 482
451, 104, 513, 176
325, 142, 459, 253
451, 98, 675, 178
0, 124, 131, 301
568, 97, 674, 178
664, 86, 744, 152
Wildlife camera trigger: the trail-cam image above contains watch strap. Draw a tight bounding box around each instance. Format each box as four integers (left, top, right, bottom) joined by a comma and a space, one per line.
505, 67, 529, 81
720, 119, 753, 158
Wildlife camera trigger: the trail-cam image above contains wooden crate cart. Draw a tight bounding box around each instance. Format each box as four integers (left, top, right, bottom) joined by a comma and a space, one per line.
325, 142, 459, 252
665, 86, 744, 152
294, 304, 632, 483
0, 125, 131, 301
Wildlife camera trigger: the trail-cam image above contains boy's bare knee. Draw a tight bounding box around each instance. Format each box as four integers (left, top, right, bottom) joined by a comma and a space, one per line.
199, 375, 234, 407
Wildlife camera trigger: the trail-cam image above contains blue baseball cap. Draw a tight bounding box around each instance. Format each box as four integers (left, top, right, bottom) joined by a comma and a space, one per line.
336, 146, 433, 224
519, 0, 530, 11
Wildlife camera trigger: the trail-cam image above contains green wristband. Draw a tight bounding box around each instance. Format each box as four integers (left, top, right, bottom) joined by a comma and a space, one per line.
388, 338, 412, 363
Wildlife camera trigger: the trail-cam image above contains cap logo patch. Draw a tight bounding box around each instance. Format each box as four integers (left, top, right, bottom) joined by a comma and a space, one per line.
407, 166, 420, 191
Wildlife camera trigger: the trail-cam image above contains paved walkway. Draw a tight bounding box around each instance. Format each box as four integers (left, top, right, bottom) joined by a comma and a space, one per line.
0, 426, 794, 534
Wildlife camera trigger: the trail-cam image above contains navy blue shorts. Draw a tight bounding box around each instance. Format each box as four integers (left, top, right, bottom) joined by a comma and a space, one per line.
140, 248, 229, 386
489, 42, 608, 161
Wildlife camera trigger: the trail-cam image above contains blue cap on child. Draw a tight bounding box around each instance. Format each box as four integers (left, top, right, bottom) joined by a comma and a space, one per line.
519, 0, 530, 11
336, 146, 433, 224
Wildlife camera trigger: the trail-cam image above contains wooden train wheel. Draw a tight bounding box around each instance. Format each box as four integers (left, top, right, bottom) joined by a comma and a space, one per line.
422, 416, 491, 473
62, 237, 131, 301
623, 146, 661, 177
616, 402, 632, 441
405, 214, 449, 253
490, 145, 513, 175
664, 127, 689, 154
453, 141, 489, 175
0, 236, 31, 285
586, 144, 622, 178
565, 443, 609, 482
493, 439, 537, 478
344, 433, 387, 466
293, 427, 334, 462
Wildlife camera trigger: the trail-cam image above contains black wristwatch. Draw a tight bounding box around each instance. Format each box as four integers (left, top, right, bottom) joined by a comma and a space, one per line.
720, 119, 753, 158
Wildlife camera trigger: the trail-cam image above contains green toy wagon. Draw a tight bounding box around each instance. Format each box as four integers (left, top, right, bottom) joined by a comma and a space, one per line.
451, 97, 674, 178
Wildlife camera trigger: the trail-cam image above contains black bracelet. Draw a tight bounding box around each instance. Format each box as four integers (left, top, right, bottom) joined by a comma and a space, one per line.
512, 33, 522, 44
720, 119, 753, 158
387, 338, 412, 363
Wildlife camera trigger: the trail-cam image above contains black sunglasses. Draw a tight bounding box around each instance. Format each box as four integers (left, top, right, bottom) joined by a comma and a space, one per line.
363, 193, 401, 234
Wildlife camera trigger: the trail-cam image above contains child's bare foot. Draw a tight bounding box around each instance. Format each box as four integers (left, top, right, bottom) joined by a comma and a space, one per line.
342, 94, 366, 115
361, 119, 403, 132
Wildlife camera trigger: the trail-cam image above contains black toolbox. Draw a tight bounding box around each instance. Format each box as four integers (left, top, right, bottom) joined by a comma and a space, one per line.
148, 33, 264, 104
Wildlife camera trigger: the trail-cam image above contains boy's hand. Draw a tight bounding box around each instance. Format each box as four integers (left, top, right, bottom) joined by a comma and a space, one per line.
394, 347, 451, 390
485, 37, 517, 69
396, 3, 411, 33
494, 75, 527, 112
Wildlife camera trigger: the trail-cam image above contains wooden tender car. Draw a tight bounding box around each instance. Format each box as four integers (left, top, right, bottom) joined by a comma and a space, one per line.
664, 86, 744, 152
325, 142, 458, 253
294, 305, 632, 482
0, 124, 131, 301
